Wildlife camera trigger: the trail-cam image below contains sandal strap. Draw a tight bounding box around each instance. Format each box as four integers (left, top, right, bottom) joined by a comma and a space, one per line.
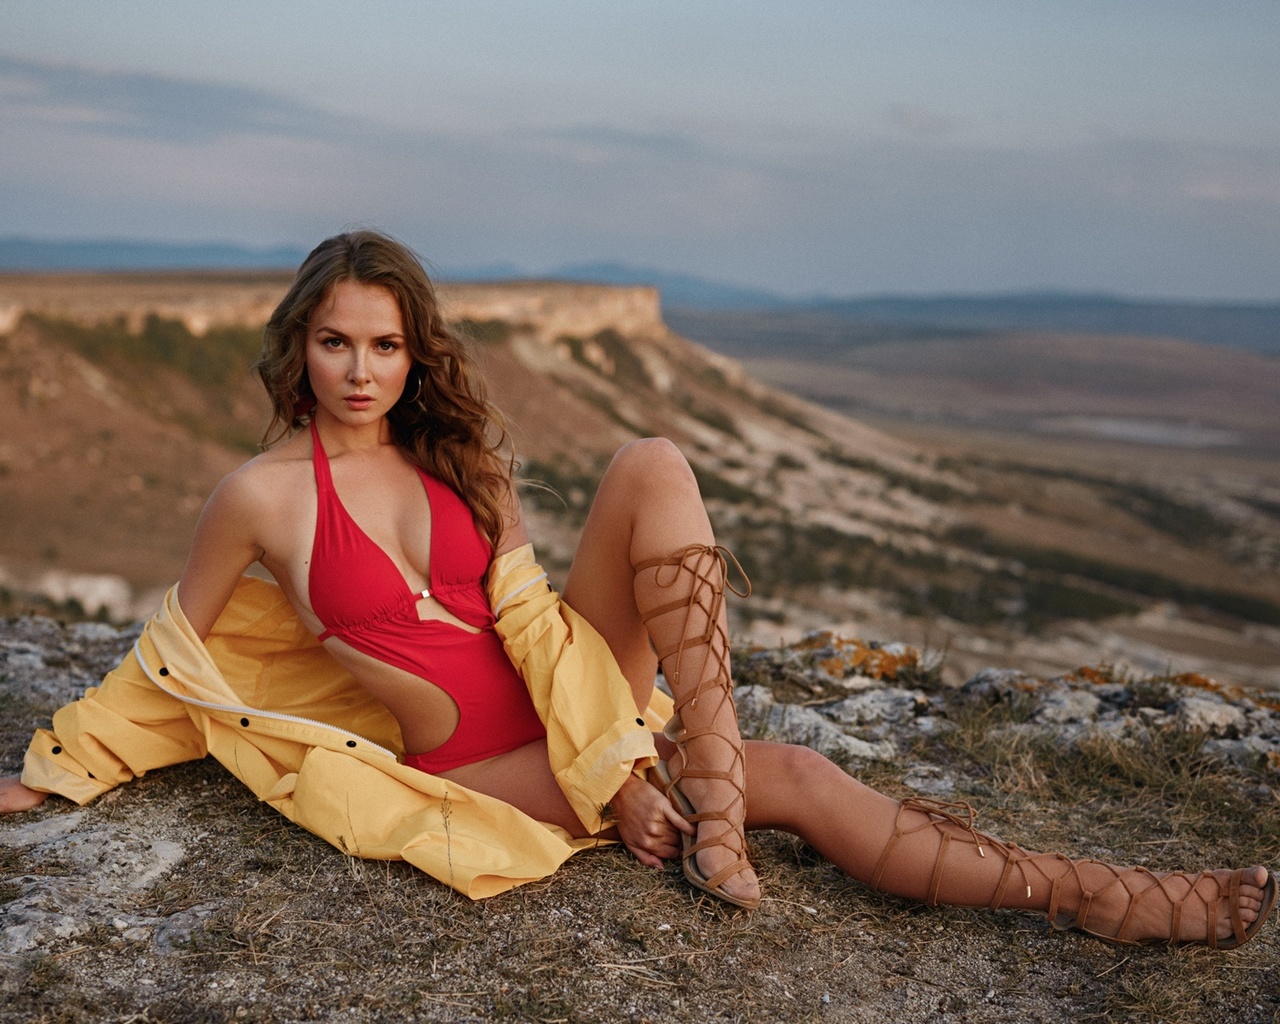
637, 545, 754, 907
868, 799, 1274, 946
871, 797, 1021, 904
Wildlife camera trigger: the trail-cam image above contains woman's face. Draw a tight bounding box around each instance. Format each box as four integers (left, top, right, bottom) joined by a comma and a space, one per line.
305, 279, 414, 428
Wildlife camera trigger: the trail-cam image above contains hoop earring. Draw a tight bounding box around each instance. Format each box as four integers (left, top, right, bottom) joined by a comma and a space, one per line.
292, 368, 316, 420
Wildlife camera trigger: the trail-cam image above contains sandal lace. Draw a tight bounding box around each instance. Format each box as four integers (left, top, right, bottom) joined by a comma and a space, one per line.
870, 797, 1268, 947
635, 544, 755, 904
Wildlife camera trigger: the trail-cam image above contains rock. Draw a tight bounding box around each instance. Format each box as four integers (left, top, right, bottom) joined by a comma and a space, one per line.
747, 632, 926, 688
3, 612, 1279, 974
734, 685, 896, 762
1203, 734, 1280, 769
912, 715, 947, 736
825, 688, 927, 727
60, 828, 186, 892
69, 620, 133, 644
1173, 696, 1247, 737
0, 810, 87, 847
900, 764, 956, 796
0, 615, 139, 704
2, 897, 95, 953
960, 667, 1038, 701
1084, 718, 1133, 742
0, 818, 186, 954
154, 902, 223, 950
1034, 686, 1102, 725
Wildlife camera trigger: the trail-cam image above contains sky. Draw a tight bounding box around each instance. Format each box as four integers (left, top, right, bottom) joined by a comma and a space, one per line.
2, 1, 1278, 301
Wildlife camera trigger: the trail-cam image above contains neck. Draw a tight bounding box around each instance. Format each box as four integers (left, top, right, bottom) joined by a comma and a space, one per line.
311, 409, 395, 455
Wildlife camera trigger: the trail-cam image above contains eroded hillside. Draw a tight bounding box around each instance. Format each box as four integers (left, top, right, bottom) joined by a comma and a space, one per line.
2, 272, 1278, 688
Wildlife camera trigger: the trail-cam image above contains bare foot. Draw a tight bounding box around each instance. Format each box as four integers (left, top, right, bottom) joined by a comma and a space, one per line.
675, 769, 761, 908
1058, 862, 1273, 946
0, 775, 49, 814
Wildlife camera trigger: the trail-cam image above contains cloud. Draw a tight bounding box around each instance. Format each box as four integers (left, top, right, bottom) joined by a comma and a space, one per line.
529, 124, 703, 165
1183, 176, 1280, 204
1, 55, 1278, 299
887, 103, 954, 137
0, 54, 332, 143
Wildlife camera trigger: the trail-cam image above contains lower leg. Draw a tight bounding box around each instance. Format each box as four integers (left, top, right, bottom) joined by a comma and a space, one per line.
562, 438, 759, 907
745, 742, 1273, 945
866, 799, 1272, 946
635, 543, 759, 908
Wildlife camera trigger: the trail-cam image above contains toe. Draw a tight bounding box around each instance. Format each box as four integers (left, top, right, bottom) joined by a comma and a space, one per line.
724, 867, 761, 907
1238, 865, 1269, 903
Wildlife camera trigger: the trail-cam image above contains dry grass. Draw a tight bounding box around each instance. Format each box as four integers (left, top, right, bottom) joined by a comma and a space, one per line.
923, 687, 1280, 898
4, 655, 1280, 1022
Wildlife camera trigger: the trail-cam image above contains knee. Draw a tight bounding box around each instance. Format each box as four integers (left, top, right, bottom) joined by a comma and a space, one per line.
606, 437, 697, 491
746, 742, 839, 830
777, 743, 832, 782
771, 744, 837, 801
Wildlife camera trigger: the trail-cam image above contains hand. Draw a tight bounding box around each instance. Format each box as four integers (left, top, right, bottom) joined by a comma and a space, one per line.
0, 776, 48, 813
610, 771, 694, 869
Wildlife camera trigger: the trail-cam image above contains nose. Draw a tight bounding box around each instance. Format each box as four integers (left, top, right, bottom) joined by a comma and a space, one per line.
348, 350, 371, 385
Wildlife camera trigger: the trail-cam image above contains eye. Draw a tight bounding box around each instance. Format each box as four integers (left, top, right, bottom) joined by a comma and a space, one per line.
320, 336, 345, 349
376, 340, 401, 353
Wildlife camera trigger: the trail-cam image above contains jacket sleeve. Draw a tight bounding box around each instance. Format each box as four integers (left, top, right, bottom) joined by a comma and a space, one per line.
487, 544, 662, 833
21, 627, 208, 805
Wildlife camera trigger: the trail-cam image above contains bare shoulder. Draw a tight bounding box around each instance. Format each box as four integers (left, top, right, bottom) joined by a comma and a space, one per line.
191, 433, 313, 561
179, 433, 314, 638
212, 434, 312, 519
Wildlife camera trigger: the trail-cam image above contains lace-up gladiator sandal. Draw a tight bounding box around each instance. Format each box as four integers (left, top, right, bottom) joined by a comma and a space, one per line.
870, 797, 1277, 948
636, 544, 759, 910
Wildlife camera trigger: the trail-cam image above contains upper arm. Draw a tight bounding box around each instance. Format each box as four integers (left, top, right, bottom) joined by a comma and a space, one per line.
494, 476, 531, 556
177, 469, 267, 640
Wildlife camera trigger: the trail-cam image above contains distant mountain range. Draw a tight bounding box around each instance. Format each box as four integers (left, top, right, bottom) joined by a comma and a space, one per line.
3, 237, 1276, 355
527, 267, 1280, 357
0, 237, 310, 272
799, 293, 1280, 358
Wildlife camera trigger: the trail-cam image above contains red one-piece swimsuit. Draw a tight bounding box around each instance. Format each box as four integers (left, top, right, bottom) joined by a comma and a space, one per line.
306, 421, 546, 773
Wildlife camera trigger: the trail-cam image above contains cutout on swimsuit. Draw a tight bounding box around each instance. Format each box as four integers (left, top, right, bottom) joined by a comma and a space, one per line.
307, 421, 545, 772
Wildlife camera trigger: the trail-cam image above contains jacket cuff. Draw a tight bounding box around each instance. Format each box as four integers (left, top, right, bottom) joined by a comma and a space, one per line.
556, 721, 659, 832
21, 729, 118, 805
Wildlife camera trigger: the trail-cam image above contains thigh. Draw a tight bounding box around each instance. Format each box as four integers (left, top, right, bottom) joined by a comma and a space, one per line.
437, 739, 604, 839
562, 448, 663, 702
562, 493, 647, 678
562, 438, 717, 698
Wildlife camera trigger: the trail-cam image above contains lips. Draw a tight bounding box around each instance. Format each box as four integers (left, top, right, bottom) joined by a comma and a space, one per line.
344, 394, 375, 409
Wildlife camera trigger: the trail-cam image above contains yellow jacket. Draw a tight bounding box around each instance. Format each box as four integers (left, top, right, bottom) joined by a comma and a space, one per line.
21, 545, 667, 899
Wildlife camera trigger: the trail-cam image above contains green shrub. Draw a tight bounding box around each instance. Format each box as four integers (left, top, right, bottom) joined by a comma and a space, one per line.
455, 318, 513, 346
31, 313, 260, 388
556, 329, 652, 389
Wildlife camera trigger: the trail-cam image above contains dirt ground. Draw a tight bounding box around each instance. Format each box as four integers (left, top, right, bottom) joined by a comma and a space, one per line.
2, 617, 1277, 1024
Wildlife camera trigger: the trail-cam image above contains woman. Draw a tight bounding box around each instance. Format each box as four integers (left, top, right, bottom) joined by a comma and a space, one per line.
2, 230, 1273, 947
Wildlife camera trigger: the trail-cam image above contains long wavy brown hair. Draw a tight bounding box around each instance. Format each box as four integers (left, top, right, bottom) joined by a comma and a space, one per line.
254, 230, 515, 548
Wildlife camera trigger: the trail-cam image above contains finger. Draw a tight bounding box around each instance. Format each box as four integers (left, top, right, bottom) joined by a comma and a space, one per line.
643, 820, 678, 851
626, 844, 664, 870
664, 804, 696, 836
